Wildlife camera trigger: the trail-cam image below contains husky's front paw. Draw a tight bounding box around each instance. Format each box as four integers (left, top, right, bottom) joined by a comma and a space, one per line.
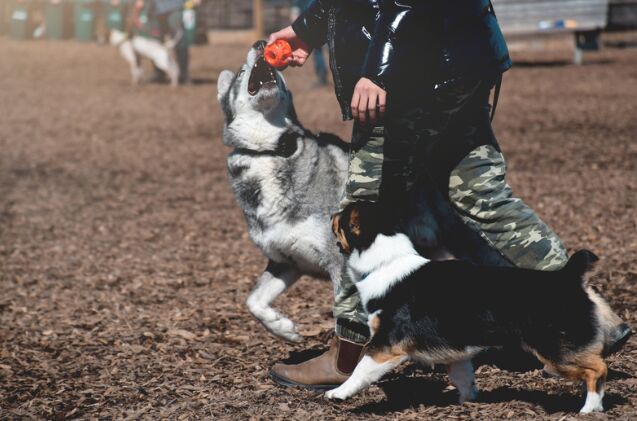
247, 299, 303, 342
266, 316, 302, 343
325, 387, 350, 401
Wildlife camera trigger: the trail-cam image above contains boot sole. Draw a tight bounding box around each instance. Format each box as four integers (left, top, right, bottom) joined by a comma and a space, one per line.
269, 368, 342, 392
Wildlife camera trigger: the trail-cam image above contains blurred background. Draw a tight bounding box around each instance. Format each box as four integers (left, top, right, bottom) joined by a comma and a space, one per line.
2, 0, 637, 48
1, 1, 636, 419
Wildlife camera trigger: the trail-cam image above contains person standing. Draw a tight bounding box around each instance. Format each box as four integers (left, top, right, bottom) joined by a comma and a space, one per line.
147, 0, 190, 84
266, 0, 630, 390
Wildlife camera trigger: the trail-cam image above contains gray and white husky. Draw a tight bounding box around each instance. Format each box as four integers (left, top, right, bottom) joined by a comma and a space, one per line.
216, 41, 350, 342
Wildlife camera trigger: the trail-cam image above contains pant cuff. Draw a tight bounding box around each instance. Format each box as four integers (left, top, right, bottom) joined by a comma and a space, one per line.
336, 318, 369, 344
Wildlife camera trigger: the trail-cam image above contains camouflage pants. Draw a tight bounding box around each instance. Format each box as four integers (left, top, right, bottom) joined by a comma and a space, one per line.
334, 131, 568, 344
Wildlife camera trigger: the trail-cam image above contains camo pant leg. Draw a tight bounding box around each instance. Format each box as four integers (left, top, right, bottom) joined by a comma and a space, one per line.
334, 122, 423, 342
333, 261, 371, 343
339, 126, 386, 208
334, 125, 386, 343
449, 145, 568, 270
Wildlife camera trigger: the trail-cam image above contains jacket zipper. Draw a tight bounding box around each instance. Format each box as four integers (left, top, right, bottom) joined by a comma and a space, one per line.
328, 9, 349, 120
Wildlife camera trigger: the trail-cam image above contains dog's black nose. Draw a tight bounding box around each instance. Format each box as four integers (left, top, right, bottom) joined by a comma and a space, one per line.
252, 40, 267, 52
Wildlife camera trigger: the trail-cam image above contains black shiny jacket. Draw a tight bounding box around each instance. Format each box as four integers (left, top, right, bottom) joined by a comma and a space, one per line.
292, 0, 512, 120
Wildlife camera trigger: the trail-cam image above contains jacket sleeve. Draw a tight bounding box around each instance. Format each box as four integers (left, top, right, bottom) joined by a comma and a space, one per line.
291, 0, 330, 49
361, 0, 424, 91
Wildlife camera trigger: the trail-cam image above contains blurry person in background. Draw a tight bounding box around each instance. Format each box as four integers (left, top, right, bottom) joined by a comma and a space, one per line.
290, 0, 327, 87
147, 0, 190, 84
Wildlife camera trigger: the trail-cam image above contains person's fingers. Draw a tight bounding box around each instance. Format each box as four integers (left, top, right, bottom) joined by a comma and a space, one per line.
268, 26, 293, 45
351, 89, 361, 122
378, 90, 386, 120
357, 91, 368, 126
267, 32, 279, 45
368, 91, 378, 126
295, 53, 308, 66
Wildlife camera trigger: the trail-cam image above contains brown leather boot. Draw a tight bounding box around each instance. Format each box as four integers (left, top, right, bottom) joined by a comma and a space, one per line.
269, 336, 365, 391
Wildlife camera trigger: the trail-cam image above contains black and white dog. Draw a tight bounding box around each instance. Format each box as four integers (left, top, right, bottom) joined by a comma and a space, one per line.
327, 201, 613, 414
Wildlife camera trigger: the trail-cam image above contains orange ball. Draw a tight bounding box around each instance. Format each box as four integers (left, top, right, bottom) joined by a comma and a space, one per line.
264, 40, 293, 69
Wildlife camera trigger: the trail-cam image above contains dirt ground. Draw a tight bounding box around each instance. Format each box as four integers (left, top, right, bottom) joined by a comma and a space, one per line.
0, 34, 636, 420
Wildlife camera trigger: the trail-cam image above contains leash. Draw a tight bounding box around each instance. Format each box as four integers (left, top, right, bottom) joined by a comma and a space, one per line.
491, 73, 502, 122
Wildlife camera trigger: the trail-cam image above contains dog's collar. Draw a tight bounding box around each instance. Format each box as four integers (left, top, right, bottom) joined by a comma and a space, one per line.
234, 130, 298, 158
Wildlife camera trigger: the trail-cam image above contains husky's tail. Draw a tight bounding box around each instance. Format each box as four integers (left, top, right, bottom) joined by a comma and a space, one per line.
563, 249, 599, 281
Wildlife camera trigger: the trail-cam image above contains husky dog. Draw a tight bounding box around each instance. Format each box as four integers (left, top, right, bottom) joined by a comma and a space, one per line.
110, 29, 180, 87
216, 41, 350, 342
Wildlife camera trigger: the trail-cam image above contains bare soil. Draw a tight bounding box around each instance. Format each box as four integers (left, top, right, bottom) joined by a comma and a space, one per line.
0, 36, 636, 420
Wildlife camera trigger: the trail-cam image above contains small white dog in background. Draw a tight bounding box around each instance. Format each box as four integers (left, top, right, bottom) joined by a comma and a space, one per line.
110, 29, 180, 87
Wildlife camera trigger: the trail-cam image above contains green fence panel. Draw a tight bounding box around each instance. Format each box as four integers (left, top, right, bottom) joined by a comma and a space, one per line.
45, 0, 73, 39
10, 0, 36, 40
104, 0, 125, 31
0, 1, 7, 35
74, 0, 94, 41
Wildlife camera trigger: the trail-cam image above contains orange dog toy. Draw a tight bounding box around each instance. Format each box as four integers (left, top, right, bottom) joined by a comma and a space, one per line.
264, 40, 292, 69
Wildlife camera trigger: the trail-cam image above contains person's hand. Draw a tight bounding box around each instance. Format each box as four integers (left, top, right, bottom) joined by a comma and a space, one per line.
351, 78, 386, 127
268, 26, 311, 67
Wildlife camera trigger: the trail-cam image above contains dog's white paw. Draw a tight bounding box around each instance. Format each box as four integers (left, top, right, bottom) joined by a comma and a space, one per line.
325, 388, 349, 401
580, 402, 604, 414
580, 392, 604, 413
580, 405, 604, 414
279, 330, 303, 343
264, 316, 303, 343
247, 301, 303, 342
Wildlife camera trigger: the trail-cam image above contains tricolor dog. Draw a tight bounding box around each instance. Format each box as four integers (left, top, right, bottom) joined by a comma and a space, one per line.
110, 29, 180, 87
327, 201, 614, 414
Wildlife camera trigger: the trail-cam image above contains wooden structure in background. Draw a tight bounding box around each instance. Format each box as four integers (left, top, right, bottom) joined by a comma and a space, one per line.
492, 0, 610, 63
199, 0, 292, 43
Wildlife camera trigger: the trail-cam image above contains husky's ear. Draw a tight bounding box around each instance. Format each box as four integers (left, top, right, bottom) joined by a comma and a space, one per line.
217, 70, 236, 101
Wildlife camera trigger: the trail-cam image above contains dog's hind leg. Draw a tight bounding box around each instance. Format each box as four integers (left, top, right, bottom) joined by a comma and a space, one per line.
246, 260, 302, 342
325, 350, 407, 400
447, 359, 478, 403
543, 353, 607, 413
578, 355, 607, 413
119, 42, 142, 86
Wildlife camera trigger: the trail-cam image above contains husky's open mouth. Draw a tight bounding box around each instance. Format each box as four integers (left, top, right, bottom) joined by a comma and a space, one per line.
248, 55, 277, 96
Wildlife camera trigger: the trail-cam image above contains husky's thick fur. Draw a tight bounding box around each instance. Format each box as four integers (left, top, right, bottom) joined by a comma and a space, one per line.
110, 29, 179, 87
217, 41, 350, 342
